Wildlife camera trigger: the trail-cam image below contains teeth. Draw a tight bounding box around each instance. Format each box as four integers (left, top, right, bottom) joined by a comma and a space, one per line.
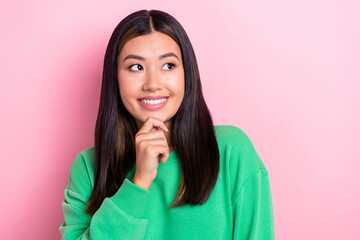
140, 98, 167, 105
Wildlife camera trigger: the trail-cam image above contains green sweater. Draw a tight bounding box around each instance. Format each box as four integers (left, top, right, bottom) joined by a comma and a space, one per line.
59, 125, 274, 239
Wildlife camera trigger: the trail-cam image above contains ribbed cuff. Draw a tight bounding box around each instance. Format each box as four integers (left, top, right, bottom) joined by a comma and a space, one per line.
109, 178, 151, 219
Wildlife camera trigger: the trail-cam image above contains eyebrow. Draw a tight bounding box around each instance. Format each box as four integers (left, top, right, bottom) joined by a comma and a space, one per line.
123, 52, 179, 62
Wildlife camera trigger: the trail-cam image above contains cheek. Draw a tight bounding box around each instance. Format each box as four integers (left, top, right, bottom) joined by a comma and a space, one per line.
174, 76, 185, 98
118, 73, 137, 100
118, 80, 134, 105
119, 86, 136, 105
118, 79, 127, 99
168, 72, 185, 93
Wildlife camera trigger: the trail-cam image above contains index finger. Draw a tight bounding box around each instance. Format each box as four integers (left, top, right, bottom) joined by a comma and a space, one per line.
137, 117, 169, 134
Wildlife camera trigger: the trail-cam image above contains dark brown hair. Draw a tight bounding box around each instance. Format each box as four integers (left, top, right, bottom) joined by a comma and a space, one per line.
85, 9, 219, 216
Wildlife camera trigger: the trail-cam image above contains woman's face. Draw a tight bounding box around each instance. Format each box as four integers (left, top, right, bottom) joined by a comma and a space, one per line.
117, 31, 185, 129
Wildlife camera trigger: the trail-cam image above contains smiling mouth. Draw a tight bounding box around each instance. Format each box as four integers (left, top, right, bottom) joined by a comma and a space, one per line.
139, 97, 169, 105
138, 97, 169, 110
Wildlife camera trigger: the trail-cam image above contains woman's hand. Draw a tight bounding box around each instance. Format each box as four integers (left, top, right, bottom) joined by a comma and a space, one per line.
131, 117, 170, 190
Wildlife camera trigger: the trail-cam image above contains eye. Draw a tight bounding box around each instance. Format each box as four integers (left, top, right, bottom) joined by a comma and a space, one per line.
162, 63, 175, 70
129, 64, 143, 71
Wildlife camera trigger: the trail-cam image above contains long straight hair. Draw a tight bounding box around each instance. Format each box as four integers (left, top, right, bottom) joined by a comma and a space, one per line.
85, 9, 219, 216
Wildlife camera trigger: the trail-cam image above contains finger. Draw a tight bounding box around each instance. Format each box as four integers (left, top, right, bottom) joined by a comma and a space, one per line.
136, 130, 167, 143
150, 127, 158, 132
141, 138, 167, 147
159, 153, 168, 164
138, 117, 169, 134
158, 146, 170, 164
144, 144, 169, 159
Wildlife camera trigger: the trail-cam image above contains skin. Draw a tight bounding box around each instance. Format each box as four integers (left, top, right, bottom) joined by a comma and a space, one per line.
117, 31, 185, 190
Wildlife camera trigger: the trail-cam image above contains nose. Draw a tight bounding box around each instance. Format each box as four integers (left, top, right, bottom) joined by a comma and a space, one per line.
143, 68, 163, 91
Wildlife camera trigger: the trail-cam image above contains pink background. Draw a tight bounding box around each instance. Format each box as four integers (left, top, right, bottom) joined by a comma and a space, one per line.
1, 0, 359, 239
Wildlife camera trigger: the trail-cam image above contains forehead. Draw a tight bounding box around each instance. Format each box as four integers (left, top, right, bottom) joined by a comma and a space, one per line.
118, 32, 182, 60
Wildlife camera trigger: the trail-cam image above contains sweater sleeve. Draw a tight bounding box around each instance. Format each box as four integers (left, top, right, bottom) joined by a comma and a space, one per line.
232, 169, 275, 240
59, 152, 151, 239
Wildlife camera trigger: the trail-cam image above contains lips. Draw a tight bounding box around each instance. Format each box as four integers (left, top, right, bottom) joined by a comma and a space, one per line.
138, 96, 169, 100
138, 96, 169, 111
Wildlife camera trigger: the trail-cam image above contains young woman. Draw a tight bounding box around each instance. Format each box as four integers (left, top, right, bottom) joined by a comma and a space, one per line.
59, 9, 274, 239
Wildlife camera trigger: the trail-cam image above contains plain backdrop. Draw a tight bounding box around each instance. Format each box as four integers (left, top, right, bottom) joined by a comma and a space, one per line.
0, 0, 359, 239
